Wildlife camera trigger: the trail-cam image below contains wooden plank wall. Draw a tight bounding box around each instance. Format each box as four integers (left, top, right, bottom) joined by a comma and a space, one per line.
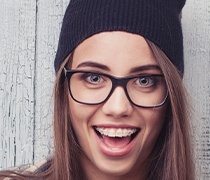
0, 0, 209, 179
0, 0, 37, 168
0, 0, 69, 168
182, 1, 210, 179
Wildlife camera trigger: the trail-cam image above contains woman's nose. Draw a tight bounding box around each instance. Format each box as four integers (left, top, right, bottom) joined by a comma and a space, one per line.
102, 87, 133, 119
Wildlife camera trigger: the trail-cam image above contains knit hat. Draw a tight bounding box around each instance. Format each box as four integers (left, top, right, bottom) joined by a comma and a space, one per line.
54, 0, 186, 74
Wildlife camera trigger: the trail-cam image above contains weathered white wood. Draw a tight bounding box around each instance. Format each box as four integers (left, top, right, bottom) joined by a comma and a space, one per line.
0, 0, 70, 169
182, 0, 210, 179
34, 0, 69, 164
0, 0, 36, 169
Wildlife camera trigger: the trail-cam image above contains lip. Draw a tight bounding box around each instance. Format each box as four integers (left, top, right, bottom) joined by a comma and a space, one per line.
93, 125, 140, 157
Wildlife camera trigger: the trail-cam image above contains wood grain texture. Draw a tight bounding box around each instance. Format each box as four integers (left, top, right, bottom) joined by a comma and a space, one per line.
0, 0, 210, 179
0, 0, 36, 168
182, 0, 210, 179
33, 0, 69, 164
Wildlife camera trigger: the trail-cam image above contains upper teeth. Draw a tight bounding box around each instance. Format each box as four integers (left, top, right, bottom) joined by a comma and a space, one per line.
95, 127, 137, 138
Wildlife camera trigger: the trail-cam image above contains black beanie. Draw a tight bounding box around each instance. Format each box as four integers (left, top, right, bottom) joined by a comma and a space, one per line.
54, 0, 186, 74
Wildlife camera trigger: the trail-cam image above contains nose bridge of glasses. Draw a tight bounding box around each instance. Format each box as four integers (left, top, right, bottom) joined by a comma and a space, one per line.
108, 77, 131, 102
111, 77, 129, 91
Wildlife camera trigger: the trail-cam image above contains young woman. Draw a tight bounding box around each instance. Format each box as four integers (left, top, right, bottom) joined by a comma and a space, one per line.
0, 0, 194, 179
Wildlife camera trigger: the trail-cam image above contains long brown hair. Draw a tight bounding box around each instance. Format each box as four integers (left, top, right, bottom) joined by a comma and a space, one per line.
0, 40, 194, 180
146, 40, 195, 180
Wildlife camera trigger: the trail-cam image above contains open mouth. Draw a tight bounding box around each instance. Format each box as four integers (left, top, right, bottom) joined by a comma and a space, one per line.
93, 126, 140, 148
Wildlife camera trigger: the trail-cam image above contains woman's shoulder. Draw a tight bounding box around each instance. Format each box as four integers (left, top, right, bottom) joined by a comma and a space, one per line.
0, 158, 52, 180
25, 159, 50, 174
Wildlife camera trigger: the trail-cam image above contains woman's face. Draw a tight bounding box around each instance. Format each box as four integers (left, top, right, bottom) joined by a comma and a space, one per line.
68, 31, 167, 179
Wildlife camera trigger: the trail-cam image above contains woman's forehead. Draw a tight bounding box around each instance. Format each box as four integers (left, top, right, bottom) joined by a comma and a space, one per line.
71, 31, 159, 74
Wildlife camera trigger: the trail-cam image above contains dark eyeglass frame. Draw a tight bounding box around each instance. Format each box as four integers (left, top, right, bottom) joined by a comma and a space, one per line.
63, 67, 168, 108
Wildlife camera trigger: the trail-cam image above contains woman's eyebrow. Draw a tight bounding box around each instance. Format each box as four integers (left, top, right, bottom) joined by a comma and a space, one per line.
129, 65, 161, 73
77, 61, 110, 71
77, 61, 161, 73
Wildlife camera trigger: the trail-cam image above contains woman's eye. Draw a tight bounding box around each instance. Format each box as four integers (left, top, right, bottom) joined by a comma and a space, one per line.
136, 77, 156, 87
85, 74, 103, 84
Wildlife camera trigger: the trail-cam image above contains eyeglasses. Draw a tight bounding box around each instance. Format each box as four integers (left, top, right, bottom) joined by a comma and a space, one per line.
64, 68, 168, 108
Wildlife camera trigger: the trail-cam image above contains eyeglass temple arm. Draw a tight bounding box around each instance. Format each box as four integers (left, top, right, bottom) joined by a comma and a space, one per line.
63, 67, 67, 77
